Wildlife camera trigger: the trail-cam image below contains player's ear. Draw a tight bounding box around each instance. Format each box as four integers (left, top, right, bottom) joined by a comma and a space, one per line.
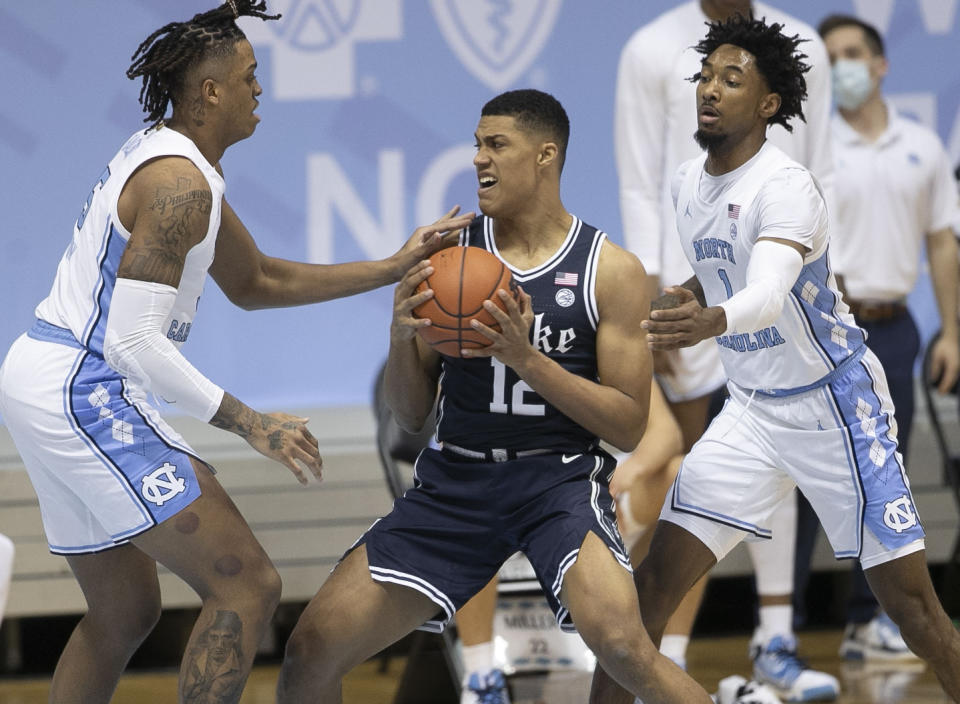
537, 142, 558, 168
759, 92, 781, 121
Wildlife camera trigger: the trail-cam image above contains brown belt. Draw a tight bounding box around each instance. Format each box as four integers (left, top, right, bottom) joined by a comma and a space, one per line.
847, 299, 908, 322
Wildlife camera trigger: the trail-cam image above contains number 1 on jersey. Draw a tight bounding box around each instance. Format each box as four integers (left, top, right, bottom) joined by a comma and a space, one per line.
718, 268, 733, 299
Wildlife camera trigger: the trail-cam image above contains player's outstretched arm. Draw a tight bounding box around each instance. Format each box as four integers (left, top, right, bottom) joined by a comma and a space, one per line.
465, 241, 652, 453
382, 261, 442, 433
209, 201, 474, 310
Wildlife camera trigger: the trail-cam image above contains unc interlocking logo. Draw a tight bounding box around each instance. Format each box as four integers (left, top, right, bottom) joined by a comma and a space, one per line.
883, 495, 917, 534
141, 462, 186, 506
430, 0, 562, 90
239, 0, 403, 100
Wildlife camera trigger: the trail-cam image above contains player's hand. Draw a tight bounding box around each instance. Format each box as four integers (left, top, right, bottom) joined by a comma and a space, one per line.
642, 286, 725, 350
929, 331, 960, 394
388, 206, 476, 279
247, 412, 323, 485
390, 260, 435, 341
462, 286, 534, 367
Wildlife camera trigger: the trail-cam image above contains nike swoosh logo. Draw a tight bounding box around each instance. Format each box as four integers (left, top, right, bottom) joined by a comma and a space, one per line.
562, 454, 582, 464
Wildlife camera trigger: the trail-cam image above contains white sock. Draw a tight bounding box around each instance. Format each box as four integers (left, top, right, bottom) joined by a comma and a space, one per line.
659, 634, 689, 666
461, 641, 494, 681
758, 604, 794, 642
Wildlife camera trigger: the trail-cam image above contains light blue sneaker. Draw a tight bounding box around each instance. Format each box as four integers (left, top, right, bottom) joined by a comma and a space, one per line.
462, 669, 511, 704
751, 634, 839, 702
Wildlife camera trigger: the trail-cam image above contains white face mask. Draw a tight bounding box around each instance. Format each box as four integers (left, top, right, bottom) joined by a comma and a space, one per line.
831, 59, 873, 110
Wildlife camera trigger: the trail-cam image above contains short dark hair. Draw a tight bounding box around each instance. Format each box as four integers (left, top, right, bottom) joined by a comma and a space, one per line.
127, 0, 281, 128
481, 89, 570, 172
818, 14, 885, 56
691, 13, 810, 133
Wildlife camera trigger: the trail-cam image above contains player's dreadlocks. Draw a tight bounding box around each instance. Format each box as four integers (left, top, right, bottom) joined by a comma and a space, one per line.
127, 0, 280, 128
691, 13, 810, 132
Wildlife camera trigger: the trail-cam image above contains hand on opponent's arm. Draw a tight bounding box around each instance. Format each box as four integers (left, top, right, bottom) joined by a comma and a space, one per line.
642, 285, 726, 351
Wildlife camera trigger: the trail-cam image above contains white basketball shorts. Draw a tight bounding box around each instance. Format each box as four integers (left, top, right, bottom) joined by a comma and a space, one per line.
0, 324, 204, 554
661, 347, 925, 570
656, 338, 727, 403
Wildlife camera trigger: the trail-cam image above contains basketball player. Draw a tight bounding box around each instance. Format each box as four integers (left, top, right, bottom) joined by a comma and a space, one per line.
0, 2, 471, 702
276, 89, 715, 704
590, 14, 960, 703
614, 3, 837, 696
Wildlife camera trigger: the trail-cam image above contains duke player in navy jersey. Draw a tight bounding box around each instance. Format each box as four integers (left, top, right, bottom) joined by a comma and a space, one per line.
590, 15, 960, 704
0, 2, 471, 702
277, 90, 714, 703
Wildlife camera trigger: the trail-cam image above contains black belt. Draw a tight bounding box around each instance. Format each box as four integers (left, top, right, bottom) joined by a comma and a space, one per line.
847, 299, 908, 323
440, 442, 552, 463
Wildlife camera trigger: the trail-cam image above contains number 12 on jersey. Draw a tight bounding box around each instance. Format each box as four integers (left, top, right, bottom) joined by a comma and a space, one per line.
489, 358, 545, 416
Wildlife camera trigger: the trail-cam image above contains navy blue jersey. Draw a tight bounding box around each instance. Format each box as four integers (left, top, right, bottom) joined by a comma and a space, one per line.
435, 215, 607, 452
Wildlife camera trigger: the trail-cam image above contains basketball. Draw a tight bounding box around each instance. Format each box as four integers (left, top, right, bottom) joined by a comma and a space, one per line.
413, 246, 517, 357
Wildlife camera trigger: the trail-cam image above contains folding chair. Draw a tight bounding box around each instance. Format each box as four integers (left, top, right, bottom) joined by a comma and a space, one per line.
370, 364, 595, 703
920, 330, 960, 610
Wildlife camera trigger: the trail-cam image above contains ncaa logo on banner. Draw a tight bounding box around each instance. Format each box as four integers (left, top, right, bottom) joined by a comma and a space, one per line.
430, 0, 562, 89
239, 0, 403, 100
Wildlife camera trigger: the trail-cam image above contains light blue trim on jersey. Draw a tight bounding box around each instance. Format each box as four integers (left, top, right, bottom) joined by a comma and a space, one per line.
790, 252, 865, 370
63, 352, 201, 545
82, 222, 128, 355
819, 384, 865, 559
827, 359, 922, 552
29, 319, 82, 350
756, 346, 866, 398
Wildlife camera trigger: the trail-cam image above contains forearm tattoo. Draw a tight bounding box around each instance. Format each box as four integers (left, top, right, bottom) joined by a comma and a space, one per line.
209, 393, 254, 438
118, 176, 212, 288
182, 610, 246, 703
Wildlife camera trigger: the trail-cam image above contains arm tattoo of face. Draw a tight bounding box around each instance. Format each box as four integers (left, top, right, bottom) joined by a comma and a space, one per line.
182, 610, 246, 703
118, 176, 213, 287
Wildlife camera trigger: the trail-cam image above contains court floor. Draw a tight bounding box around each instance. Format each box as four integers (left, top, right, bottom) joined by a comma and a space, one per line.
0, 629, 949, 703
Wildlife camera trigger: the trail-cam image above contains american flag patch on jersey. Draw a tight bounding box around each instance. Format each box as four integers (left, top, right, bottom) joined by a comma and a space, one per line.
554, 272, 579, 286
727, 203, 741, 219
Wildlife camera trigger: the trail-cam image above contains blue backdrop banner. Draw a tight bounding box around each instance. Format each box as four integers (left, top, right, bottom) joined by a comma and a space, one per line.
2, 0, 958, 413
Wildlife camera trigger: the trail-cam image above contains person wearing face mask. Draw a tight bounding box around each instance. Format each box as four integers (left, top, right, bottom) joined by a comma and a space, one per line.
791, 14, 960, 663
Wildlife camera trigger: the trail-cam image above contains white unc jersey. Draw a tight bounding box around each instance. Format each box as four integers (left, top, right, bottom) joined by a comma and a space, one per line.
35, 127, 225, 356
674, 143, 865, 394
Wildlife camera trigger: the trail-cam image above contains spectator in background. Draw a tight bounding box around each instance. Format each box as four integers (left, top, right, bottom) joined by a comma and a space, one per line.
792, 14, 960, 663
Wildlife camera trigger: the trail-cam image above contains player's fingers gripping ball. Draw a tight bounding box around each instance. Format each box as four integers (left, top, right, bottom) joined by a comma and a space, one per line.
413, 246, 518, 357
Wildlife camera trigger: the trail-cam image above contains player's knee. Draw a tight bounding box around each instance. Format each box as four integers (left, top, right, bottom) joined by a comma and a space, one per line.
282, 619, 348, 684
89, 588, 162, 645
590, 627, 657, 680
884, 589, 942, 655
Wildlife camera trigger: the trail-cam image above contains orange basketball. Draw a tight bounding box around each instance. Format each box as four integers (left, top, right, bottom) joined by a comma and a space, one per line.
413, 246, 517, 357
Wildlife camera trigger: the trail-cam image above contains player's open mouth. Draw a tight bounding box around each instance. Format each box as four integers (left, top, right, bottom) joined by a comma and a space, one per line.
478, 175, 497, 190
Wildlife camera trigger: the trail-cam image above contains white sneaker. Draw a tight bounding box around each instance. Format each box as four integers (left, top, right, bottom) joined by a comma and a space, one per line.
714, 675, 782, 704
461, 669, 511, 704
838, 612, 921, 662
751, 634, 839, 701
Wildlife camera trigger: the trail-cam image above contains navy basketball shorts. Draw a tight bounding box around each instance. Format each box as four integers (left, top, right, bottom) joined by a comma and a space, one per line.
346, 446, 631, 633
